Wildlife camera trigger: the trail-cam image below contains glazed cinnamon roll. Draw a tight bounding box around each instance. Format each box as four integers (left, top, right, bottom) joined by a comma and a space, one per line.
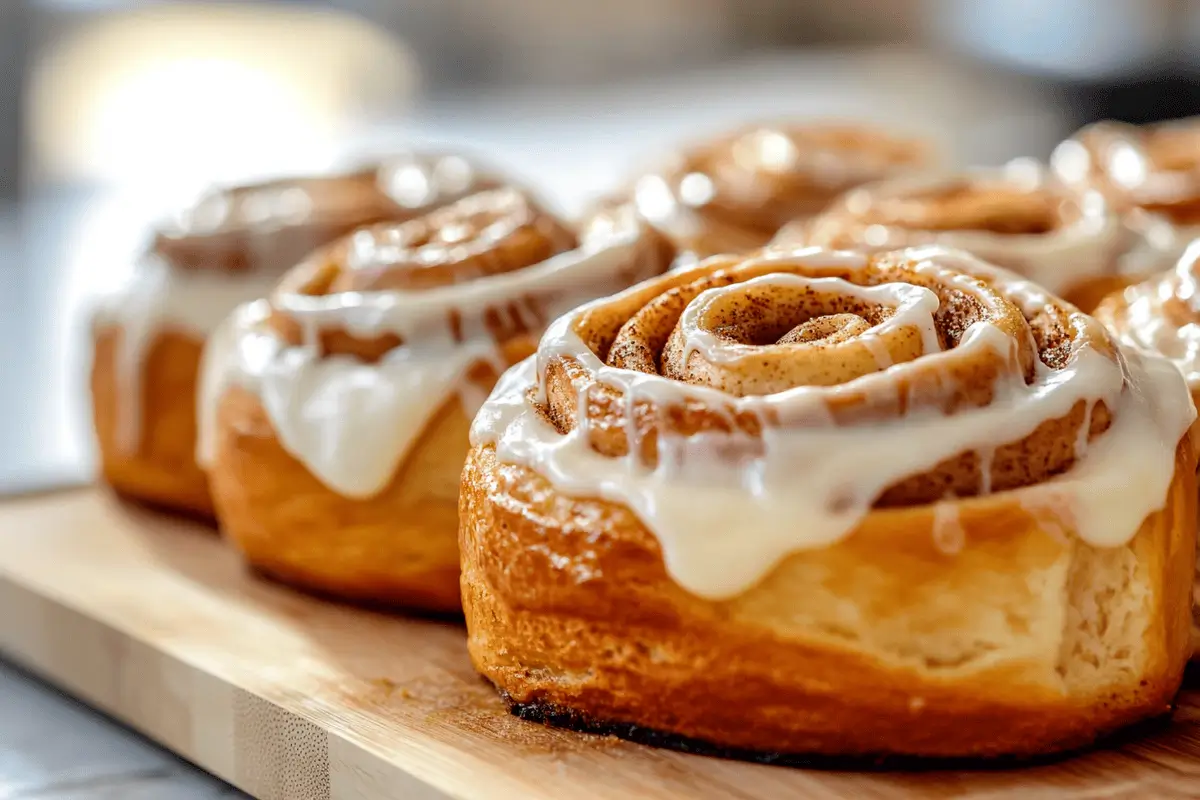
1052, 118, 1200, 268
1095, 240, 1200, 654
779, 162, 1157, 311
91, 153, 496, 517
200, 188, 674, 610
623, 122, 928, 260
462, 245, 1196, 760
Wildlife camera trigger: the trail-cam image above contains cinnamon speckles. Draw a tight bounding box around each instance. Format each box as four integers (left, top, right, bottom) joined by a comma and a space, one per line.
662, 278, 917, 395
549, 245, 1124, 505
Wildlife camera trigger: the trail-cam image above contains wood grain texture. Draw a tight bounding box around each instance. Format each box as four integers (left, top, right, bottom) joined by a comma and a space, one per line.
3, 489, 1200, 799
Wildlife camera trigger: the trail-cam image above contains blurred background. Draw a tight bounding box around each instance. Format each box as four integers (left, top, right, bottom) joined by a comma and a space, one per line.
5, 0, 1200, 488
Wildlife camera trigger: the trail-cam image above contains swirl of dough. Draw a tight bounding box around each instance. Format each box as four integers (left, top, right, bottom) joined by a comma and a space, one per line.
472, 245, 1193, 598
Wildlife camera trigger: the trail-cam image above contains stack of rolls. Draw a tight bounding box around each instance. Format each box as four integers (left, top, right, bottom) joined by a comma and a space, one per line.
461, 245, 1196, 759
90, 152, 498, 517
198, 187, 675, 610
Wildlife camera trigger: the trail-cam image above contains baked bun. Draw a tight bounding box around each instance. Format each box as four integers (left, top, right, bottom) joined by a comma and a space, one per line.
91, 153, 496, 517
200, 188, 674, 610
1095, 239, 1200, 654
622, 122, 928, 260
1052, 118, 1200, 270
777, 161, 1160, 311
461, 245, 1197, 760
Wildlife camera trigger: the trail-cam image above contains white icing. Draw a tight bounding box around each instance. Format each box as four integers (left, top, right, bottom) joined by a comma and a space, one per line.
91, 255, 279, 451
471, 246, 1196, 600
197, 301, 490, 497
198, 222, 664, 498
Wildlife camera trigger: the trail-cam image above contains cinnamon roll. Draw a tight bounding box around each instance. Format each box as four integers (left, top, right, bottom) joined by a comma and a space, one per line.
1095, 240, 1200, 655
200, 188, 674, 610
623, 122, 928, 260
91, 153, 496, 517
779, 161, 1157, 311
1052, 118, 1200, 269
462, 245, 1197, 760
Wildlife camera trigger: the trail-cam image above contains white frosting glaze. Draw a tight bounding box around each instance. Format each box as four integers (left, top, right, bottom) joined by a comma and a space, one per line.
471, 246, 1196, 599
807, 163, 1150, 297
91, 255, 279, 451
197, 223, 663, 498
197, 301, 495, 497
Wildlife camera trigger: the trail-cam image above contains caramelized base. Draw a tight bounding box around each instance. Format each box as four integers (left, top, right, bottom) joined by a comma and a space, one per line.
209, 385, 470, 612
501, 691, 1175, 769
91, 326, 214, 519
461, 441, 1197, 759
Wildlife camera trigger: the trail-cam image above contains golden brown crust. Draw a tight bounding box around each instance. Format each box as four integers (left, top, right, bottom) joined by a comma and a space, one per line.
462, 244, 1195, 758
206, 197, 677, 610
91, 327, 214, 519
623, 123, 929, 258
460, 439, 1197, 759
210, 379, 488, 611
93, 154, 506, 520
1094, 265, 1200, 657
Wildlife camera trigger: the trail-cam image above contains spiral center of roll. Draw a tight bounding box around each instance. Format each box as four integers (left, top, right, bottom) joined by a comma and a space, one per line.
662, 274, 942, 396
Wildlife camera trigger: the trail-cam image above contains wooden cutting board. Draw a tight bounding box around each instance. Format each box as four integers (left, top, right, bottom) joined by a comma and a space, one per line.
3, 489, 1200, 799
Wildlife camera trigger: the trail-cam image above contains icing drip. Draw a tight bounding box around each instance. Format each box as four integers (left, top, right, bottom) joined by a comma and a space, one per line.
931, 502, 965, 555
198, 301, 491, 497
198, 218, 667, 497
471, 246, 1196, 599
92, 255, 279, 451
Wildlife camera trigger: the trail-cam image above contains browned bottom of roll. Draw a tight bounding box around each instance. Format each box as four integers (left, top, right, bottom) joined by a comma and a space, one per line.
91, 327, 214, 519
208, 384, 468, 611
500, 691, 1176, 769
460, 440, 1197, 759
